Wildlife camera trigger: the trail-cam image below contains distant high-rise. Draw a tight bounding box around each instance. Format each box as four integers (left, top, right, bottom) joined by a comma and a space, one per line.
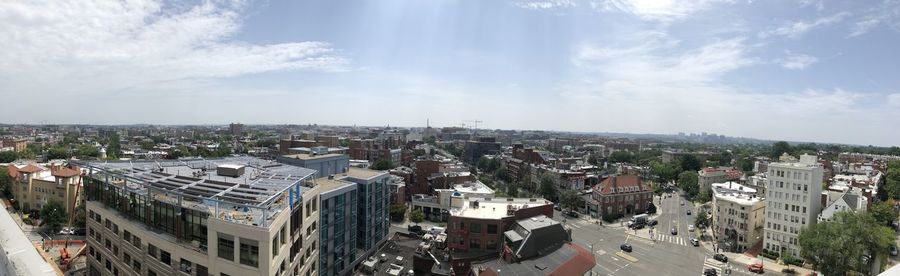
229, 123, 243, 136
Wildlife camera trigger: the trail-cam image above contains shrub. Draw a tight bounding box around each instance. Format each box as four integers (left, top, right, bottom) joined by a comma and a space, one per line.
602, 213, 623, 223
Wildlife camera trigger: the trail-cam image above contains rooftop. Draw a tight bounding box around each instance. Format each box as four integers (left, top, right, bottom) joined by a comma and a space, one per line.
450, 197, 552, 220
712, 182, 762, 205
281, 153, 345, 160
343, 167, 387, 180
450, 181, 494, 195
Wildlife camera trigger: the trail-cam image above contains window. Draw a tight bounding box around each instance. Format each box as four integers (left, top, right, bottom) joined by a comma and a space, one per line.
486, 239, 497, 250
273, 236, 279, 256
240, 238, 259, 267
123, 230, 131, 243
148, 244, 157, 258
196, 265, 208, 276
132, 260, 141, 272
218, 233, 234, 261
469, 238, 480, 249
470, 223, 481, 234
487, 224, 498, 234
132, 236, 141, 249
160, 250, 171, 266
148, 270, 156, 276
180, 259, 193, 274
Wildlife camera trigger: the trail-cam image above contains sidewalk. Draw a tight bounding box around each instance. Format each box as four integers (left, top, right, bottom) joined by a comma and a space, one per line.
724, 251, 817, 275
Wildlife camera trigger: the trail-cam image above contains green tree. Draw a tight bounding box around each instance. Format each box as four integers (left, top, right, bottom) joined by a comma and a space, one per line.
0, 151, 17, 163
651, 161, 681, 183
678, 171, 700, 198
506, 183, 519, 197
679, 155, 702, 172
40, 200, 68, 232
389, 204, 407, 222
609, 151, 634, 163
371, 159, 395, 170
698, 189, 712, 204
75, 144, 100, 158
771, 141, 794, 159
72, 203, 86, 228
735, 157, 754, 172
695, 211, 710, 228
799, 211, 896, 275
47, 146, 69, 160
540, 174, 559, 201
410, 209, 424, 225
559, 189, 585, 212
0, 171, 14, 197
883, 161, 900, 200
587, 154, 599, 166
870, 200, 898, 226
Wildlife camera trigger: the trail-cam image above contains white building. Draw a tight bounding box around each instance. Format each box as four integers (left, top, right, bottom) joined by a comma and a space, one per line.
763, 154, 823, 259
818, 188, 868, 222
711, 182, 765, 253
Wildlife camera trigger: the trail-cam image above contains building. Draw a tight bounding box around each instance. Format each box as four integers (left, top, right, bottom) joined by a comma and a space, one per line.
818, 188, 868, 222
280, 138, 321, 154
276, 153, 350, 179
410, 181, 495, 222
462, 137, 501, 165
592, 175, 653, 218
762, 154, 823, 260
316, 176, 358, 276
445, 197, 554, 273
1, 138, 27, 152
6, 162, 83, 214
339, 167, 391, 260
711, 182, 765, 253
78, 157, 321, 276
228, 123, 243, 136
468, 215, 595, 276
0, 203, 57, 275
698, 167, 743, 194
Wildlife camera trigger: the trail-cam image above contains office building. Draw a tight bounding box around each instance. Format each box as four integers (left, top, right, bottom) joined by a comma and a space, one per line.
762, 154, 823, 260
78, 157, 321, 276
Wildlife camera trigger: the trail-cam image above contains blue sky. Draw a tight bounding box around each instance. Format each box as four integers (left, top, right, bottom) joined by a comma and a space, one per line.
1, 0, 899, 146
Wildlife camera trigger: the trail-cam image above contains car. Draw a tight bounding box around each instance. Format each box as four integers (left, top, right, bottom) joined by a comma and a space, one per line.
671, 227, 677, 235
690, 238, 700, 246
713, 253, 728, 263
648, 220, 658, 226
72, 228, 86, 236
687, 210, 692, 215
620, 244, 632, 252
566, 211, 580, 218
891, 246, 899, 257
58, 227, 74, 235
703, 268, 718, 276
688, 224, 694, 231
554, 205, 562, 211
748, 263, 764, 273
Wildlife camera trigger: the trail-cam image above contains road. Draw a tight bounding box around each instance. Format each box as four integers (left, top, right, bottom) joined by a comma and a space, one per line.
561, 189, 769, 276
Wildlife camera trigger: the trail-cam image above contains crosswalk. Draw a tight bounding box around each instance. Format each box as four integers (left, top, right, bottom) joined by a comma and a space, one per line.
652, 234, 688, 246
702, 257, 724, 275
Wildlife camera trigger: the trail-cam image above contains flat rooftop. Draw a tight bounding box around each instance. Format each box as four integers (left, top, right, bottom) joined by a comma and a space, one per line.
315, 176, 356, 194
451, 181, 494, 195
712, 182, 762, 205
76, 157, 317, 207
343, 167, 386, 180
450, 197, 552, 220
282, 153, 345, 160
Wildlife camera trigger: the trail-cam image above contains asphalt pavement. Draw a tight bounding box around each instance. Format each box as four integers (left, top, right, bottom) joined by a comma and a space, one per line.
563, 190, 775, 276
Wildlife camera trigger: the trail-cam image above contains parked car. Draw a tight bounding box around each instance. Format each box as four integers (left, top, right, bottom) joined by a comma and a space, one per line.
713, 253, 728, 263
891, 246, 898, 257
688, 224, 695, 231
782, 268, 797, 275
690, 238, 699, 247
58, 227, 75, 235
703, 268, 718, 276
647, 220, 658, 226
748, 263, 764, 273
554, 205, 562, 211
620, 244, 633, 252
72, 228, 86, 236
566, 211, 580, 218
687, 209, 692, 215
408, 225, 423, 235
671, 227, 678, 235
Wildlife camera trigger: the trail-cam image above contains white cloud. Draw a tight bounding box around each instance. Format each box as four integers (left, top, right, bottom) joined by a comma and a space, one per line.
850, 1, 900, 36
889, 93, 900, 107
0, 0, 348, 96
778, 52, 818, 70
513, 0, 577, 10
758, 12, 850, 38
558, 34, 897, 145
590, 0, 732, 21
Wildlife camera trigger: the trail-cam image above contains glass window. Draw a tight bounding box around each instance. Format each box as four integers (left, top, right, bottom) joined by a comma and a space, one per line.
160, 250, 171, 266
470, 223, 481, 234
218, 233, 234, 261
240, 238, 259, 267
148, 244, 157, 258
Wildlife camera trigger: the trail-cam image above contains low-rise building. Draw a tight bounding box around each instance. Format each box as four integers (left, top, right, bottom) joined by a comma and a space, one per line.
6, 162, 83, 214
818, 188, 868, 222
592, 175, 652, 218
711, 182, 765, 253
698, 167, 743, 193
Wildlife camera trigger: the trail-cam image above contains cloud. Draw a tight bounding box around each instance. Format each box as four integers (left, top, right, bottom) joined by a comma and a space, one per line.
0, 0, 349, 96
758, 12, 850, 38
889, 93, 900, 107
850, 1, 900, 36
590, 0, 732, 21
559, 34, 897, 145
778, 52, 818, 70
513, 0, 577, 10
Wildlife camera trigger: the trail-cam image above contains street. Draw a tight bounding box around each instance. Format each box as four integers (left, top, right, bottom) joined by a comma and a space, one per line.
560, 189, 767, 276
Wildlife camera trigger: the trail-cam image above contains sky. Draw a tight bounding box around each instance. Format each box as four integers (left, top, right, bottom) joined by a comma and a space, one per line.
1, 0, 899, 146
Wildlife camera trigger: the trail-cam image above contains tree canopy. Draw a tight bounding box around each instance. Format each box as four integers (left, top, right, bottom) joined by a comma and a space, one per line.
371, 159, 395, 170
678, 171, 700, 198
771, 141, 794, 159
540, 174, 559, 201
650, 161, 682, 184
410, 209, 424, 225
559, 189, 585, 211
0, 151, 17, 163
695, 211, 710, 228
40, 200, 68, 232
798, 211, 896, 275
679, 155, 702, 172
608, 151, 635, 164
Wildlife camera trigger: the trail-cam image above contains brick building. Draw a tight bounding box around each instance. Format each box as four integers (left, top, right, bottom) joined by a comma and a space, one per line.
592, 175, 652, 217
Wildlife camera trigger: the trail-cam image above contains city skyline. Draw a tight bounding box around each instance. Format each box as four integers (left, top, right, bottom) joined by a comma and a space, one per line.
2, 0, 899, 146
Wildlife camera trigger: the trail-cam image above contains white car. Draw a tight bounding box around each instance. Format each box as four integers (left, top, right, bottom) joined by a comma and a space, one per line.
688, 224, 695, 231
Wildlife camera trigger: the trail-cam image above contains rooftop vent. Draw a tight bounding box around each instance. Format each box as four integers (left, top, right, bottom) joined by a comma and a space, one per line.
217, 164, 246, 177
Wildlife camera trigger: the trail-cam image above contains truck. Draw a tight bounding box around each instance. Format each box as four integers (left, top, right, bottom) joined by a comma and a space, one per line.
629, 214, 649, 228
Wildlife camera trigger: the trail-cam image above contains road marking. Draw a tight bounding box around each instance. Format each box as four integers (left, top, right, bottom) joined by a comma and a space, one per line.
596, 249, 607, 256
615, 251, 639, 263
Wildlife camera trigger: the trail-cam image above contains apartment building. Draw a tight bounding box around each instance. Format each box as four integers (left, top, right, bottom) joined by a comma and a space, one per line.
762, 154, 823, 260
340, 167, 391, 258
698, 167, 743, 193
79, 157, 321, 276
6, 162, 82, 214
316, 177, 358, 276
711, 182, 765, 253
276, 153, 350, 179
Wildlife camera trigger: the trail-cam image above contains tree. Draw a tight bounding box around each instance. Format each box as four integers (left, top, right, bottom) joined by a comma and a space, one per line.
0, 151, 17, 163
371, 159, 395, 170
647, 202, 657, 214
771, 141, 794, 159
735, 157, 754, 172
609, 151, 634, 163
540, 174, 559, 201
698, 189, 712, 204
47, 146, 69, 160
799, 211, 896, 275
870, 200, 898, 226
410, 209, 424, 225
506, 183, 519, 197
0, 171, 14, 197
560, 190, 585, 212
587, 154, 599, 166
40, 200, 68, 232
678, 171, 700, 198
679, 155, 702, 172
883, 161, 900, 200
389, 204, 407, 222
651, 161, 681, 184
75, 145, 100, 158
695, 211, 710, 229
72, 203, 86, 228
